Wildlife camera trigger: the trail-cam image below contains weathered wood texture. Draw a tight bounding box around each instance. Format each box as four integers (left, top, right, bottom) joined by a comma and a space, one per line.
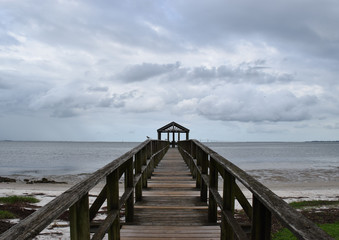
2, 138, 333, 240
178, 140, 334, 240
0, 140, 169, 240
120, 148, 220, 239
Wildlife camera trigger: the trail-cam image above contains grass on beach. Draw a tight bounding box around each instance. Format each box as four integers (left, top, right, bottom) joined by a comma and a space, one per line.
0, 195, 40, 204
273, 200, 339, 240
289, 200, 339, 209
0, 210, 15, 219
273, 222, 339, 240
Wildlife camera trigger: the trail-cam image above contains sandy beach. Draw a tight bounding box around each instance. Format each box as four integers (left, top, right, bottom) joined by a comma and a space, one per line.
0, 181, 107, 239
1, 176, 338, 239
1, 179, 338, 212
1, 177, 338, 205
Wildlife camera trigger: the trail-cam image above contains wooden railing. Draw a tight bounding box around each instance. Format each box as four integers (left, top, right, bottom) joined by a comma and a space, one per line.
178, 139, 333, 240
0, 139, 169, 240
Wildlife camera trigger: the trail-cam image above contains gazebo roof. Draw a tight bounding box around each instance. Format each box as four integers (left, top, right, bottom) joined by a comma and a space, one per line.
157, 121, 189, 133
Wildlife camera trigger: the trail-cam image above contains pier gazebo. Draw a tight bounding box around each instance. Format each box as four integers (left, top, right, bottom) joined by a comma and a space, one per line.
157, 121, 189, 147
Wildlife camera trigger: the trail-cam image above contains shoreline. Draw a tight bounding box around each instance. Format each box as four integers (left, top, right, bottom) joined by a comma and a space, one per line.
1, 179, 338, 205
1, 180, 338, 238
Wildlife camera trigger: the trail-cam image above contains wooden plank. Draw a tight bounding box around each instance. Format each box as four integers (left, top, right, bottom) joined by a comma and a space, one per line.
142, 191, 200, 197
121, 148, 220, 239
121, 238, 219, 240
121, 226, 220, 239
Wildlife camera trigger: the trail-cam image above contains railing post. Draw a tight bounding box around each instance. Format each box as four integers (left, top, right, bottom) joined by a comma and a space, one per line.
196, 147, 201, 188
69, 193, 90, 240
147, 141, 151, 159
125, 157, 134, 222
200, 150, 208, 202
191, 141, 196, 159
148, 154, 154, 178
187, 140, 191, 155
251, 196, 272, 240
135, 151, 142, 201
142, 147, 148, 188
221, 170, 235, 240
153, 140, 158, 153
208, 158, 218, 223
107, 170, 120, 240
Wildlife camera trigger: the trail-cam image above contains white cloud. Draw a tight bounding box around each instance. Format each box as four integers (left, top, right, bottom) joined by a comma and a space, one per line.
0, 0, 339, 141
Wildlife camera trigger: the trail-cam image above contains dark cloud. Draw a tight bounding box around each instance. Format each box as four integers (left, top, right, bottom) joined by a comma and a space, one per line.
158, 62, 294, 84
117, 62, 180, 82
0, 0, 338, 141
98, 91, 137, 108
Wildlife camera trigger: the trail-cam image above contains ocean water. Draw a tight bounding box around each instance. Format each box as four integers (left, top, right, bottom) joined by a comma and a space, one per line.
0, 141, 138, 182
205, 142, 339, 184
0, 141, 338, 184
205, 142, 339, 170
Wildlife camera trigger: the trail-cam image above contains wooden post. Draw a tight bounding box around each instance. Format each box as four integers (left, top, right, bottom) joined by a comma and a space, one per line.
70, 193, 90, 240
208, 158, 218, 223
147, 142, 151, 159
135, 151, 142, 201
142, 147, 148, 188
252, 196, 272, 240
152, 141, 157, 155
148, 154, 154, 178
107, 170, 120, 240
221, 170, 235, 240
200, 150, 208, 202
125, 158, 134, 222
196, 147, 201, 188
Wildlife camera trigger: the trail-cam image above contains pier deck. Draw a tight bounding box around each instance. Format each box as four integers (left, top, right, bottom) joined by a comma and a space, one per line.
1, 138, 330, 240
120, 148, 220, 239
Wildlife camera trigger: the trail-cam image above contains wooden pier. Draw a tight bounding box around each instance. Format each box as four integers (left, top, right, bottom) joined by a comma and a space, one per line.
0, 122, 334, 240
120, 148, 220, 239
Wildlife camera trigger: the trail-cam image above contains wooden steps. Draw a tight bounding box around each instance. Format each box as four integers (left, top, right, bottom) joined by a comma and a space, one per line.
121, 225, 220, 240
120, 148, 220, 239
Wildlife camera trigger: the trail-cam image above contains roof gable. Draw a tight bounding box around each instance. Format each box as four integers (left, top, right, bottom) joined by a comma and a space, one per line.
157, 121, 189, 133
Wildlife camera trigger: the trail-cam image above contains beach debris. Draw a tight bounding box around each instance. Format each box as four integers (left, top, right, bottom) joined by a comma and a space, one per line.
24, 178, 67, 184
0, 177, 16, 183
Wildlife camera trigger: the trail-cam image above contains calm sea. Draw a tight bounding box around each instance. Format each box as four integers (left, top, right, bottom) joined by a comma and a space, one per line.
0, 141, 338, 184
0, 141, 138, 182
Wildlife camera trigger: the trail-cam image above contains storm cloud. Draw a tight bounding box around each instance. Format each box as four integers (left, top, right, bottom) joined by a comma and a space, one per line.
1, 0, 339, 141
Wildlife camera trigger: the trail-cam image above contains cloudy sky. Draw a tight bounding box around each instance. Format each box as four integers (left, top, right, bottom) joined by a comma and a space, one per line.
1, 0, 339, 142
